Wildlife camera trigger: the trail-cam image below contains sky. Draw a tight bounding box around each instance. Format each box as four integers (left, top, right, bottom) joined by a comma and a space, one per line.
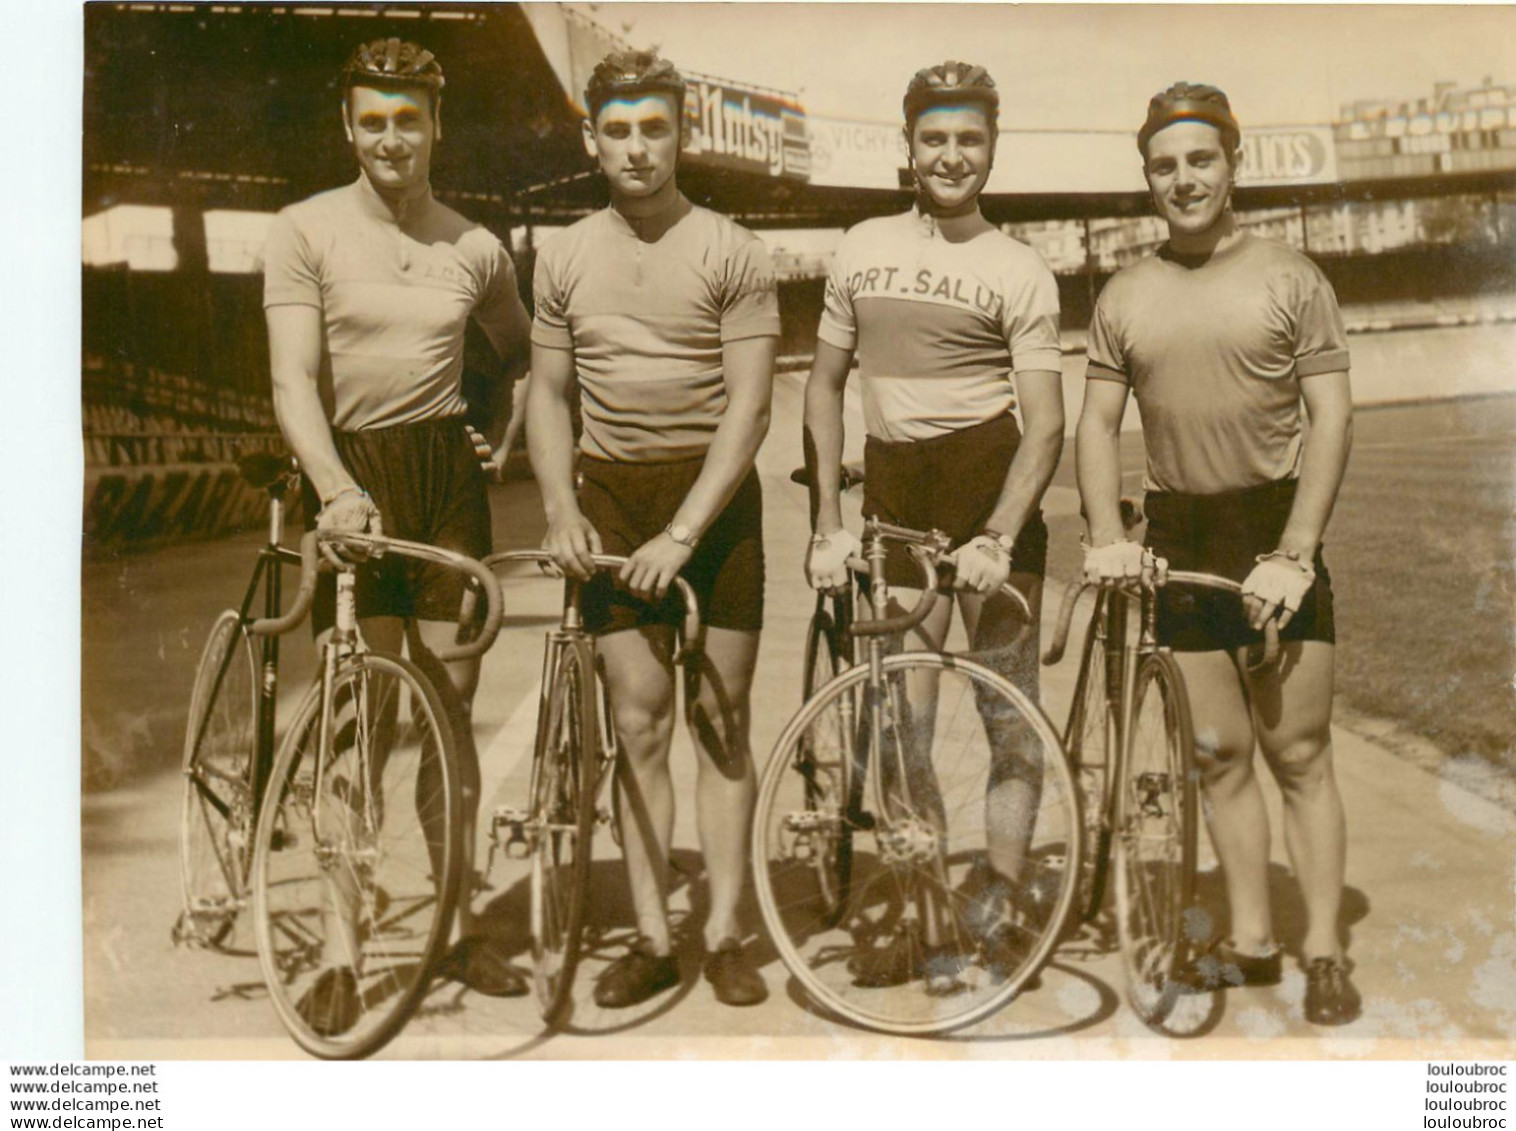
593, 3, 1516, 129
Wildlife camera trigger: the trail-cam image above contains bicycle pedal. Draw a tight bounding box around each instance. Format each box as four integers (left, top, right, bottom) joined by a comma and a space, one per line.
491, 806, 531, 859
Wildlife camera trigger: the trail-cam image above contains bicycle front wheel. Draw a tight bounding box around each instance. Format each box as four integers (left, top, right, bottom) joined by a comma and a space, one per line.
529, 638, 599, 1022
796, 598, 855, 923
251, 652, 463, 1060
178, 610, 258, 948
1063, 591, 1117, 926
1114, 650, 1198, 1026
754, 652, 1080, 1035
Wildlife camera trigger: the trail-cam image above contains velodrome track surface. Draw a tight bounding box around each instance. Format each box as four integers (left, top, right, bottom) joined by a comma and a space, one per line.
81, 331, 1516, 1059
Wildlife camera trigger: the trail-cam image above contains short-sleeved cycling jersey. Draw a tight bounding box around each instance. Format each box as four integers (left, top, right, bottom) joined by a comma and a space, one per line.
817, 208, 1062, 442
531, 195, 780, 463
1086, 233, 1350, 495
263, 176, 523, 430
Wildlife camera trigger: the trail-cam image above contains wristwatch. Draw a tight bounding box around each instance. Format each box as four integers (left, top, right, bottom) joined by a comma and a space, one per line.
665, 522, 700, 549
980, 528, 1016, 557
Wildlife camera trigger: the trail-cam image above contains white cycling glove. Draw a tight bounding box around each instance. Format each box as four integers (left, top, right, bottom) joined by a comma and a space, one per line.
1081, 539, 1160, 585
317, 486, 383, 564
806, 528, 862, 591
1241, 551, 1315, 629
952, 535, 1012, 594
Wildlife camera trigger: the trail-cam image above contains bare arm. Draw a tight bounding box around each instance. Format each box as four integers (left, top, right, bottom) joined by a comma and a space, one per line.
267, 304, 355, 503
801, 339, 856, 536
984, 369, 1063, 541
1241, 369, 1353, 629
1278, 370, 1353, 559
620, 334, 776, 600
1075, 377, 1132, 548
475, 292, 533, 458
527, 342, 599, 578
676, 335, 775, 530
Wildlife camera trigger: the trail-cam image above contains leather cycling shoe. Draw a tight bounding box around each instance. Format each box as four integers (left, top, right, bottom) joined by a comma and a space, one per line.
1304, 957, 1362, 1025
1177, 939, 1282, 992
438, 935, 528, 998
593, 942, 680, 1009
703, 939, 768, 1007
296, 966, 360, 1037
848, 931, 921, 988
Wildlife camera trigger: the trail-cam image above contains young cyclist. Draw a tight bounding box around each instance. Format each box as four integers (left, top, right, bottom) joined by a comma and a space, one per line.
1076, 82, 1359, 1025
804, 62, 1065, 987
263, 37, 534, 1032
528, 50, 778, 1009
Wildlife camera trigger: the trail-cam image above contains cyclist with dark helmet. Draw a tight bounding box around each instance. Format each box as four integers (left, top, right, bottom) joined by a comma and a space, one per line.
263, 36, 533, 1032
528, 49, 778, 1009
804, 61, 1065, 991
1077, 82, 1359, 1025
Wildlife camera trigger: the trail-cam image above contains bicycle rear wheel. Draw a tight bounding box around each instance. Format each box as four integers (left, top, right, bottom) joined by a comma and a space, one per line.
1063, 591, 1118, 925
529, 638, 599, 1022
1114, 650, 1198, 1026
178, 610, 258, 948
754, 652, 1079, 1035
795, 597, 855, 923
251, 652, 463, 1059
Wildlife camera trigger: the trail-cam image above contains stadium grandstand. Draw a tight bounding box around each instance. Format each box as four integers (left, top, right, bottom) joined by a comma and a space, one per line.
82, 2, 1516, 550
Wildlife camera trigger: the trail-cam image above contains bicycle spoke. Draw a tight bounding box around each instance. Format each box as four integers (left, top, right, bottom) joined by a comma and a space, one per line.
253, 654, 462, 1059
755, 653, 1078, 1035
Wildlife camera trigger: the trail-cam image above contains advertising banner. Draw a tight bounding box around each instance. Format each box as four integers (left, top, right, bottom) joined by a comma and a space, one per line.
1237, 126, 1338, 186
683, 74, 810, 180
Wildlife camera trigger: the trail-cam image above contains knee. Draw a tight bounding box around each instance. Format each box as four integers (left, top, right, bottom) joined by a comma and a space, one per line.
613, 700, 675, 760
1191, 723, 1256, 787
1264, 732, 1333, 794
687, 686, 751, 767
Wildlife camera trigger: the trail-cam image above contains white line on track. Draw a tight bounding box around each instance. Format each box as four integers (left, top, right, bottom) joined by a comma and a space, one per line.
477, 678, 544, 811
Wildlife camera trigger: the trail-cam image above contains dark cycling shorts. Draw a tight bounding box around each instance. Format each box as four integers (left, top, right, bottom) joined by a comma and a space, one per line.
301, 416, 491, 636
863, 411, 1048, 590
578, 455, 764, 636
1144, 478, 1336, 653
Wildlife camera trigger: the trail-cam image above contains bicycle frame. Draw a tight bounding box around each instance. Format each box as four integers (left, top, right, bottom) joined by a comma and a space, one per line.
486, 550, 700, 859
183, 471, 301, 866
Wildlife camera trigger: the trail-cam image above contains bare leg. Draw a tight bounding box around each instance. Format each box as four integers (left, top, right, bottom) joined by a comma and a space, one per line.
1247, 641, 1344, 962
684, 627, 761, 948
598, 626, 679, 955
409, 618, 482, 936
960, 574, 1043, 884
1171, 649, 1274, 953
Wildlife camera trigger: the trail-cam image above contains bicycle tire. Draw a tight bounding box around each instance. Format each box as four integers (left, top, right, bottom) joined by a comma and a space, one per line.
797, 600, 855, 923
754, 651, 1080, 1035
529, 638, 599, 1022
1114, 650, 1199, 1027
251, 651, 464, 1060
1063, 592, 1117, 926
178, 610, 258, 949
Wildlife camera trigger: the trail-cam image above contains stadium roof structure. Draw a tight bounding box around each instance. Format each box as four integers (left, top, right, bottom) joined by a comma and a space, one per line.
85, 3, 1516, 233
84, 4, 593, 222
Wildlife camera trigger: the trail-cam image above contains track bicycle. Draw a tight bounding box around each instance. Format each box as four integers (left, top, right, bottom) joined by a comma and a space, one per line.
175, 453, 307, 950
246, 527, 501, 1058
753, 516, 1081, 1035
175, 461, 503, 1057
483, 551, 699, 1023
1043, 544, 1279, 1028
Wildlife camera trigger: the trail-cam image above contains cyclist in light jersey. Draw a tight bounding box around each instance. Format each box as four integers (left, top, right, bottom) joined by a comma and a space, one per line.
1077, 83, 1359, 1025
805, 62, 1066, 988
529, 50, 777, 1010
263, 37, 533, 1030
